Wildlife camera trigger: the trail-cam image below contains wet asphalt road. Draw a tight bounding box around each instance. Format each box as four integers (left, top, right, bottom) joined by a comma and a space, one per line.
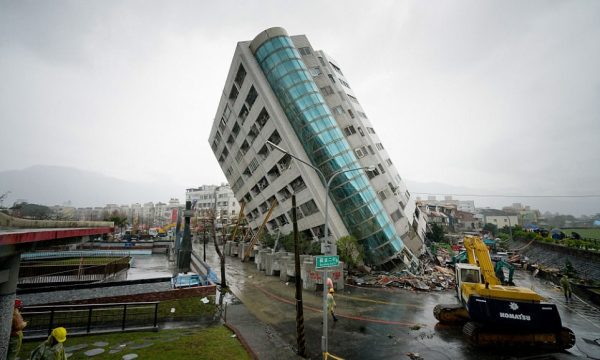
195, 242, 600, 360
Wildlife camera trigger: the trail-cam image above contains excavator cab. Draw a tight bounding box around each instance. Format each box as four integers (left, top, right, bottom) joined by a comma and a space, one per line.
455, 263, 481, 303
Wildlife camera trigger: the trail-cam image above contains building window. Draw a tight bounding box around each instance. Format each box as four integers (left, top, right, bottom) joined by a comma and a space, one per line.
343, 125, 356, 136
309, 67, 322, 76
378, 163, 386, 174
245, 86, 258, 110
366, 167, 380, 179
357, 127, 364, 136
232, 177, 244, 193
318, 56, 326, 66
367, 127, 375, 134
229, 85, 239, 102
239, 105, 249, 123
347, 109, 355, 118
332, 106, 344, 115
378, 190, 388, 201
298, 47, 311, 56
268, 130, 281, 145
354, 146, 368, 158
320, 86, 334, 96
232, 122, 240, 136
367, 145, 375, 155
234, 64, 246, 87
329, 61, 344, 76
339, 78, 350, 88
277, 186, 292, 202
391, 209, 403, 222
290, 176, 307, 193
376, 143, 384, 151
347, 94, 359, 104
219, 118, 226, 132
256, 108, 269, 129
386, 158, 393, 166
300, 200, 319, 217
248, 158, 259, 173
223, 104, 231, 120
360, 112, 369, 120
328, 74, 336, 83
235, 150, 243, 163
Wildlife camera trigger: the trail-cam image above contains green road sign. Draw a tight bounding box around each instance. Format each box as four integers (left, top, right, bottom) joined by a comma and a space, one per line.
315, 255, 339, 269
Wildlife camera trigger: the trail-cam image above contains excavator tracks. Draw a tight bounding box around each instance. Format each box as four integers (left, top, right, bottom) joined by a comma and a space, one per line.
462, 322, 576, 350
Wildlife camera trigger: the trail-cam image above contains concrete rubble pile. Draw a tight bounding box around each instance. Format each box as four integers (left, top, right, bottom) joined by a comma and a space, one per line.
435, 248, 452, 265
348, 265, 455, 291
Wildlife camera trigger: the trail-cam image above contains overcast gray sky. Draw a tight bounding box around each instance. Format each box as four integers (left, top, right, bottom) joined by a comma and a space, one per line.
1, 1, 599, 214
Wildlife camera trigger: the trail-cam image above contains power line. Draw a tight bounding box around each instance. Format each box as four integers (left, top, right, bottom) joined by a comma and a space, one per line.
413, 192, 600, 199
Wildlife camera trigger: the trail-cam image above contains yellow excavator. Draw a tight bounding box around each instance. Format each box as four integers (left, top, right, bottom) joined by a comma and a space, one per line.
434, 235, 575, 349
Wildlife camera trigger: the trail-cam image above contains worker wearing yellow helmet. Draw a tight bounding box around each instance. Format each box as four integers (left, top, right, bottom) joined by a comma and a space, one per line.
30, 327, 67, 360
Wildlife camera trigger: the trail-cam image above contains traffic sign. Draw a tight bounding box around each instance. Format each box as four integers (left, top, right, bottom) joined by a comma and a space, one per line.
315, 255, 339, 269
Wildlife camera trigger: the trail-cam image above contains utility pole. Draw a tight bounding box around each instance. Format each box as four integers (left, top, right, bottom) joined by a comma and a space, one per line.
292, 194, 307, 357
177, 201, 193, 273
213, 187, 227, 288
202, 217, 208, 262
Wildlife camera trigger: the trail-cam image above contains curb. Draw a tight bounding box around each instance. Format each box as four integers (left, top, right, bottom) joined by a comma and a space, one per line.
223, 322, 259, 360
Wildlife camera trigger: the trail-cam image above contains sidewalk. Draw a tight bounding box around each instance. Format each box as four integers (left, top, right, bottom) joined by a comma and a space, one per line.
224, 300, 305, 360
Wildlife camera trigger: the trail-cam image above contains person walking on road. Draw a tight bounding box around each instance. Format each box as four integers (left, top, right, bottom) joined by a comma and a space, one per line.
7, 299, 27, 360
327, 288, 338, 322
30, 327, 67, 360
560, 275, 573, 303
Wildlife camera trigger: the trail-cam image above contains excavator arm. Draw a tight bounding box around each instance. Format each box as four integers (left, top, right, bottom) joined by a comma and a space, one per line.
463, 236, 499, 286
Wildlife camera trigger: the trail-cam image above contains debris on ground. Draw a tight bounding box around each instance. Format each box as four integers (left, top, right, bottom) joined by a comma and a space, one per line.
406, 352, 424, 360
347, 254, 456, 291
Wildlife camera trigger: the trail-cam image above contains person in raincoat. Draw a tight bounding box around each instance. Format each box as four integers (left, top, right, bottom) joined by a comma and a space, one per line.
327, 288, 338, 322
7, 299, 27, 360
30, 327, 67, 360
560, 275, 573, 302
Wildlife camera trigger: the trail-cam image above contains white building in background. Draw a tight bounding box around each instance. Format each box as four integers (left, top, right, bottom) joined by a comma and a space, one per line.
186, 184, 241, 222
208, 27, 425, 269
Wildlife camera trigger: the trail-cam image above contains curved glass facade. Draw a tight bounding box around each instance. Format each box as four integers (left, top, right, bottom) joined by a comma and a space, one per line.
254, 35, 406, 264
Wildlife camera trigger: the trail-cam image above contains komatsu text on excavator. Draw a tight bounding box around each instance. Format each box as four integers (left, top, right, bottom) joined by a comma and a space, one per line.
433, 235, 575, 349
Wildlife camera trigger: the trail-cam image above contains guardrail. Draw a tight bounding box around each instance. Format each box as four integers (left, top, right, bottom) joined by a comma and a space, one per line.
21, 302, 160, 339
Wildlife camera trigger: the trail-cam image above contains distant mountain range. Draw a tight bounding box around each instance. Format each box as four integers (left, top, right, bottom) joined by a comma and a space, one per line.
0, 165, 180, 207
0, 165, 594, 215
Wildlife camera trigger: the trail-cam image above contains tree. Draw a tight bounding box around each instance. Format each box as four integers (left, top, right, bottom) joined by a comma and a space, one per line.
11, 202, 53, 219
483, 223, 498, 237
279, 232, 320, 255
427, 224, 446, 243
337, 235, 363, 269
109, 215, 128, 235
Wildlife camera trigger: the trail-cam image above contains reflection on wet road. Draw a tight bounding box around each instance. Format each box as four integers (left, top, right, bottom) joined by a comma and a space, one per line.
195, 242, 600, 359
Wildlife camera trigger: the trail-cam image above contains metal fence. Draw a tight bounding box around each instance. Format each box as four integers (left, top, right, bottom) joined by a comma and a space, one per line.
18, 257, 130, 285
21, 302, 159, 339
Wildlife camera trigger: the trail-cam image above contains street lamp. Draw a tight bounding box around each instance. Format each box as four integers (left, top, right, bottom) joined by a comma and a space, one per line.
266, 140, 374, 355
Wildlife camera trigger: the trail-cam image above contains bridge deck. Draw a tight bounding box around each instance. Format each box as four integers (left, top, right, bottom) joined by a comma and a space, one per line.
0, 227, 114, 245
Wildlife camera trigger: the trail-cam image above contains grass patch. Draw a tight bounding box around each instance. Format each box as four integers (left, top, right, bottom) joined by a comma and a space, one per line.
24, 296, 219, 335
561, 228, 600, 240
20, 326, 251, 360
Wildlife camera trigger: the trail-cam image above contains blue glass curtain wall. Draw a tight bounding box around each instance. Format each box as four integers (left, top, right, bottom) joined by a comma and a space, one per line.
254, 35, 405, 265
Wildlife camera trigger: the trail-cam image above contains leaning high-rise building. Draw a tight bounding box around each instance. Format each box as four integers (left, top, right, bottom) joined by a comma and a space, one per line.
209, 27, 426, 270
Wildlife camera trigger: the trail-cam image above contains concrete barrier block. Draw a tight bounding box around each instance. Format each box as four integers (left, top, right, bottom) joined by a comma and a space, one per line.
232, 242, 239, 257
258, 249, 270, 271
